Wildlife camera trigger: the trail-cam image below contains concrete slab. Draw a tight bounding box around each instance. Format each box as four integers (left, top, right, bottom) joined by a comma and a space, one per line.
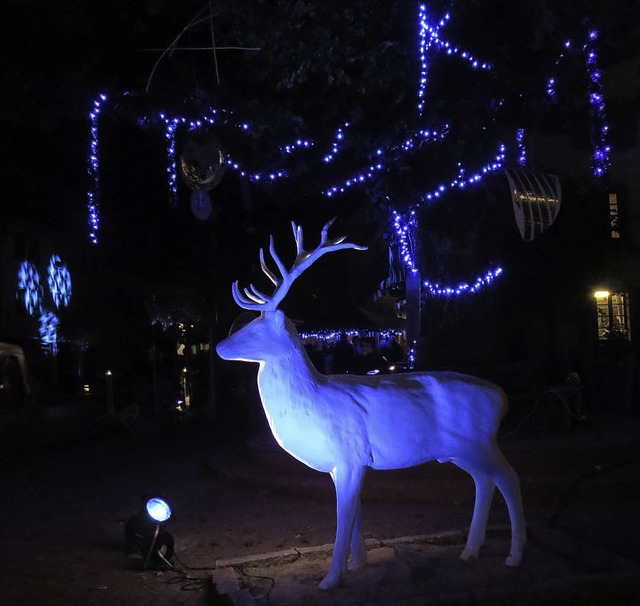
212, 526, 640, 605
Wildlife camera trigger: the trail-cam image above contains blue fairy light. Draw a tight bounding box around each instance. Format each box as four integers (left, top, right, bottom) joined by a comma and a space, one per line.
84, 2, 611, 271
87, 93, 107, 244
546, 77, 557, 99
417, 4, 491, 115
392, 210, 419, 273
390, 208, 421, 273
323, 122, 350, 163
583, 29, 610, 178
544, 34, 610, 178
324, 127, 448, 197
516, 129, 526, 166
163, 117, 180, 208
408, 340, 417, 370
282, 138, 314, 154
392, 209, 504, 297
417, 143, 506, 205
423, 267, 504, 298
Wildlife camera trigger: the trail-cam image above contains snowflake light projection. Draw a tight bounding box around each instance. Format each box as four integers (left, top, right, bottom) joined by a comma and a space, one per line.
47, 255, 72, 308
17, 261, 41, 316
16, 255, 73, 355
39, 311, 60, 356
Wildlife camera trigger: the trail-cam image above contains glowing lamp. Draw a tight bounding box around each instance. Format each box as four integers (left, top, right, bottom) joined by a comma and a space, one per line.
594, 291, 609, 299
146, 497, 172, 522
125, 496, 175, 570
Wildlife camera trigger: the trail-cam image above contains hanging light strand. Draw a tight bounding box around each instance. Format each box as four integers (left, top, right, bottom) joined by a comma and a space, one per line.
584, 29, 611, 178
87, 93, 107, 244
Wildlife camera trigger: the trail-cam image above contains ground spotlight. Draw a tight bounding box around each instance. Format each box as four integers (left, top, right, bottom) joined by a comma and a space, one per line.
125, 496, 175, 570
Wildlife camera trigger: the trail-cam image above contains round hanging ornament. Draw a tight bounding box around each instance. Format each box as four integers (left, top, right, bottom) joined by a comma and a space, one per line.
179, 131, 226, 220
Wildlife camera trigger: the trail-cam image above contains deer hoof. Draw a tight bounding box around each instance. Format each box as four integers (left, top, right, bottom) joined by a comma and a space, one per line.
347, 548, 367, 571
319, 574, 340, 590
505, 552, 522, 567
460, 548, 479, 561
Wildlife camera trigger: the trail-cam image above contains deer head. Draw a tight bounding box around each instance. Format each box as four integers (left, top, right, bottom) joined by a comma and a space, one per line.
216, 218, 367, 364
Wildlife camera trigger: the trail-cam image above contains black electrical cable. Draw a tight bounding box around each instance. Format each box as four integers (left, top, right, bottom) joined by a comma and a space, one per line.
162, 551, 218, 592
160, 546, 303, 600
232, 548, 302, 604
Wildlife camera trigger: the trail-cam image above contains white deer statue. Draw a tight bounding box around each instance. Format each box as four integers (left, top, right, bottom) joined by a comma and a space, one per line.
216, 218, 525, 590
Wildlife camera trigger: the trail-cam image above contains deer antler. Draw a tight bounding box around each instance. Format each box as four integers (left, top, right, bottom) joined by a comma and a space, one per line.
232, 217, 367, 311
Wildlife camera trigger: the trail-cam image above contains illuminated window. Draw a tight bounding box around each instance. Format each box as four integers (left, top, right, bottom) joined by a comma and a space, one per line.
608, 193, 620, 239
595, 291, 630, 341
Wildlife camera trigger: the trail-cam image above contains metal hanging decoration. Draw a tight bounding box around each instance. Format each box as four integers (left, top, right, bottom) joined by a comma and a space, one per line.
505, 168, 561, 241
179, 131, 227, 220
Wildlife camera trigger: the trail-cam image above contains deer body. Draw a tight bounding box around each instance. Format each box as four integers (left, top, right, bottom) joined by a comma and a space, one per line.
217, 220, 525, 590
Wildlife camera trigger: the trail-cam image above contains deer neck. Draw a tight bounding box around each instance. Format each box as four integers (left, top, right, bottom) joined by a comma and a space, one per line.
256, 346, 320, 413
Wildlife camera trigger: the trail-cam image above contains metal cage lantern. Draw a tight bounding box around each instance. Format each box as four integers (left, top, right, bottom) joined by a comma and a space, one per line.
505, 168, 561, 241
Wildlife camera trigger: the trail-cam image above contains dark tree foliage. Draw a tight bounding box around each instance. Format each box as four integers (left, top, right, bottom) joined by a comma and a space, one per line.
4, 0, 639, 319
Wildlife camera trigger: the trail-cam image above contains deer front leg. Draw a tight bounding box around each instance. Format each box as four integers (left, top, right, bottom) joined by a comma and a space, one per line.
319, 465, 366, 590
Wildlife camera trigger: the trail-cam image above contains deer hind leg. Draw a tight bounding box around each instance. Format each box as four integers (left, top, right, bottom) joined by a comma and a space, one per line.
319, 465, 366, 590
455, 463, 495, 561
489, 446, 526, 567
347, 495, 367, 571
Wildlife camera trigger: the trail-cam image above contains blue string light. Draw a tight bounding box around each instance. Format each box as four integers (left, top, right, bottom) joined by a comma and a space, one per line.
282, 138, 314, 154
323, 122, 350, 163
583, 29, 610, 178
516, 129, 527, 166
87, 93, 107, 244
423, 267, 504, 298
546, 40, 571, 100
324, 127, 448, 197
417, 4, 491, 115
417, 3, 433, 115
408, 340, 417, 370
163, 116, 180, 208
391, 209, 504, 297
417, 143, 506, 205
392, 209, 419, 273
84, 6, 610, 250
545, 35, 610, 178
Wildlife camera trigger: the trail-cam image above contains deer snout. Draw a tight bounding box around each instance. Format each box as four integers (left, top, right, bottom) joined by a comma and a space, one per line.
215, 339, 233, 360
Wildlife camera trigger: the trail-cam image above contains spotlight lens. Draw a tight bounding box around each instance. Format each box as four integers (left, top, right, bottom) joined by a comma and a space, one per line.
146, 498, 171, 522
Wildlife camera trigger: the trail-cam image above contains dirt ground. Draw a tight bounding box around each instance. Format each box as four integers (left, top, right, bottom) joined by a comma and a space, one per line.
0, 414, 638, 605
0, 420, 476, 606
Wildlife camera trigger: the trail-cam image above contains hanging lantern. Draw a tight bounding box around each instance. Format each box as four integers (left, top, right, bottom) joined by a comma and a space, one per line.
505, 169, 561, 241
179, 131, 226, 220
